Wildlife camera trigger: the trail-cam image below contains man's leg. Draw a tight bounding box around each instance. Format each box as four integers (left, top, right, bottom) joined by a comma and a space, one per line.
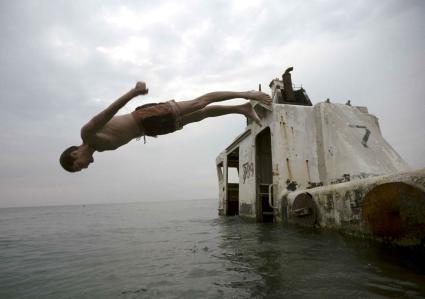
181, 103, 262, 126
176, 91, 271, 116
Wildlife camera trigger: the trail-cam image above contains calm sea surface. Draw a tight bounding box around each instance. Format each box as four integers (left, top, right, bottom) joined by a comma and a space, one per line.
1, 199, 424, 299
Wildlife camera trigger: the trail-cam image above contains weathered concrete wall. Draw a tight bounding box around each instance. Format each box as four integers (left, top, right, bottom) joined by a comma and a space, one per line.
314, 103, 409, 185
238, 134, 256, 216
271, 104, 321, 192
216, 75, 423, 245
216, 152, 226, 216
285, 169, 425, 245
217, 100, 413, 224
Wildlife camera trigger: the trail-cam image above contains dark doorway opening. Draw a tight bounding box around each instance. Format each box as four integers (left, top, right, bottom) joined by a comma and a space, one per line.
226, 147, 239, 216
256, 127, 274, 222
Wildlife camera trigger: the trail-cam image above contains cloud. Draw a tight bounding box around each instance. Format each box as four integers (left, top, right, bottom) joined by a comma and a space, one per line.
96, 37, 152, 66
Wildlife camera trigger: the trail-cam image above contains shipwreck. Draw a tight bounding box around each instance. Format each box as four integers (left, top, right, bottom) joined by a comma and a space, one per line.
216, 67, 425, 246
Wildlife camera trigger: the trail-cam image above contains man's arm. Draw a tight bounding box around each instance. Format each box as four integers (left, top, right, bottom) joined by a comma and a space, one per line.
81, 82, 148, 139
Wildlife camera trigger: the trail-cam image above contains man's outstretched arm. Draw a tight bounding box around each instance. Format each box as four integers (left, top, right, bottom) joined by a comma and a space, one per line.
81, 82, 148, 139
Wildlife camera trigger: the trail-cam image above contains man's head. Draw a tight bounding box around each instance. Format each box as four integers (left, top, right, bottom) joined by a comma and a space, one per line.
59, 145, 94, 172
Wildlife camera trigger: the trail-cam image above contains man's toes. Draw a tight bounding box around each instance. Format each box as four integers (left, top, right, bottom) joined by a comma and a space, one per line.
252, 113, 262, 125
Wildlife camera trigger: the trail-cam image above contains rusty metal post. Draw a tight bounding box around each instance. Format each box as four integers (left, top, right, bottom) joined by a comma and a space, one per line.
282, 67, 295, 102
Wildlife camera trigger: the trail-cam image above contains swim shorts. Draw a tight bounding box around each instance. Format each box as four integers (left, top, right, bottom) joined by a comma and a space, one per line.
131, 100, 183, 137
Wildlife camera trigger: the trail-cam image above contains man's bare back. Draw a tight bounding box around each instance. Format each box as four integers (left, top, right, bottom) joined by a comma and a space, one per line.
59, 81, 271, 172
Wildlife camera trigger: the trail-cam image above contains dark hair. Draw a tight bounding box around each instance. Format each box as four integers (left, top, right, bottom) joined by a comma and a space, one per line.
59, 146, 79, 172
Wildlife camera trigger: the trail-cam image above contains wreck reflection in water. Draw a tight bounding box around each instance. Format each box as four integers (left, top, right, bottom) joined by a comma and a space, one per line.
215, 216, 425, 298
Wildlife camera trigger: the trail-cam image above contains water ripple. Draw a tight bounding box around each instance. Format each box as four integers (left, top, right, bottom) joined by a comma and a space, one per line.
1, 200, 424, 298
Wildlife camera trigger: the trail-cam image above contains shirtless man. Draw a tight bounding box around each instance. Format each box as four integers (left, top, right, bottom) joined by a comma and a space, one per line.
59, 81, 271, 172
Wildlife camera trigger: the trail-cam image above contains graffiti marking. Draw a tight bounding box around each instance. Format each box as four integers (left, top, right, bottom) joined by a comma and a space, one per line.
349, 124, 371, 148
242, 162, 254, 183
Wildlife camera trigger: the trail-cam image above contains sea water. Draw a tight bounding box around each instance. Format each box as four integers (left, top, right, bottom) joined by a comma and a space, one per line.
1, 199, 424, 298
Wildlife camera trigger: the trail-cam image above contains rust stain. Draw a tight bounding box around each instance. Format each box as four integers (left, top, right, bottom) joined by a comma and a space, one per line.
362, 182, 425, 239
286, 158, 292, 180
305, 160, 311, 182
272, 164, 280, 176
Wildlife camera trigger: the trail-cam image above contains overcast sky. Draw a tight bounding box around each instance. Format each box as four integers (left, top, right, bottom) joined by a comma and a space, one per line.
0, 0, 424, 208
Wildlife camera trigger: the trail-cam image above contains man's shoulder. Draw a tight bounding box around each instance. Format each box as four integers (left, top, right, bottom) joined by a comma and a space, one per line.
80, 121, 97, 141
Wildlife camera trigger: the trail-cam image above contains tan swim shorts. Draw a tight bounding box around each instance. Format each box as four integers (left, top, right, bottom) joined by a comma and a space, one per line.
131, 100, 183, 137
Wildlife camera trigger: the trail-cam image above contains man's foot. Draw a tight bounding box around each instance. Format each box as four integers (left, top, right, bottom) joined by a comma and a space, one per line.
240, 103, 262, 126
246, 91, 272, 106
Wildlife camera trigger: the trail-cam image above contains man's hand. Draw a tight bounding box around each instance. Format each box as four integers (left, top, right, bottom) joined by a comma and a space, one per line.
134, 81, 149, 95
245, 91, 272, 106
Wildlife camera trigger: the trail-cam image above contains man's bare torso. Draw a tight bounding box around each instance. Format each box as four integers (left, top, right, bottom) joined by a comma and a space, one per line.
84, 114, 141, 152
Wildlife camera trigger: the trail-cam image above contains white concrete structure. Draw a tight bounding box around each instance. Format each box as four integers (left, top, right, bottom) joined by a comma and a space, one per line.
216, 68, 425, 245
